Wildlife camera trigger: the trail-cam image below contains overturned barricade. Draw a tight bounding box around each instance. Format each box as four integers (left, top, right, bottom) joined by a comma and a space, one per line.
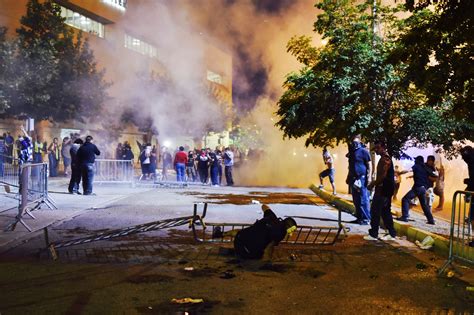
46, 202, 347, 260
46, 203, 208, 259
190, 203, 347, 245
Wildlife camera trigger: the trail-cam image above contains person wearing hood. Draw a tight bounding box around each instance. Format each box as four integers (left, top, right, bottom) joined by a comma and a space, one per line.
346, 134, 372, 225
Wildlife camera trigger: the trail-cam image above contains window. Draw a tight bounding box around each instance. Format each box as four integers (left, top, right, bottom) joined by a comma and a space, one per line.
207, 70, 223, 84
124, 34, 157, 58
102, 0, 127, 10
60, 6, 105, 38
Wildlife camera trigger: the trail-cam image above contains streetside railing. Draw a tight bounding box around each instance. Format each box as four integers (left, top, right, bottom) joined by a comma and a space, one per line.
4, 162, 57, 232
439, 191, 474, 275
190, 203, 347, 245
0, 154, 20, 193
94, 159, 135, 186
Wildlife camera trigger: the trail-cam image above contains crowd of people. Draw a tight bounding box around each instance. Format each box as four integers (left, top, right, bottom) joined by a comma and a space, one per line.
117, 142, 236, 186
318, 135, 474, 245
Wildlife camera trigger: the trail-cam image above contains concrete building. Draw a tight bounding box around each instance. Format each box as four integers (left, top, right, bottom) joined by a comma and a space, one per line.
0, 0, 233, 157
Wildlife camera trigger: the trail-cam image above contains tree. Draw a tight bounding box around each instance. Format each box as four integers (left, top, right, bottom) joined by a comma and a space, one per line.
276, 0, 461, 157
0, 27, 15, 113
6, 0, 109, 122
392, 0, 474, 140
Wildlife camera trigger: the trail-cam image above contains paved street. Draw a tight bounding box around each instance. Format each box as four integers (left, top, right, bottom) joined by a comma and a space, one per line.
0, 181, 473, 314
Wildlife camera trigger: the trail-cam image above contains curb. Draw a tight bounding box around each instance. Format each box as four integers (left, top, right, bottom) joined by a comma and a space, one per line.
309, 184, 474, 261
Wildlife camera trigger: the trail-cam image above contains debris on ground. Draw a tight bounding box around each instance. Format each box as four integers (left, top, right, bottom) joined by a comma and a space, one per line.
251, 199, 261, 204
416, 263, 427, 271
171, 298, 204, 304
415, 236, 435, 250
289, 253, 298, 261
184, 267, 194, 271
220, 270, 236, 279
446, 271, 455, 278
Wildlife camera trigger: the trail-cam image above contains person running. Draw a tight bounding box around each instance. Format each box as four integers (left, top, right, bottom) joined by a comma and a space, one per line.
364, 141, 396, 241
319, 147, 336, 195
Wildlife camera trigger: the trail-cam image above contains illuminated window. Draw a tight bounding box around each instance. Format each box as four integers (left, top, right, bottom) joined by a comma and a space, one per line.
124, 34, 157, 58
60, 6, 105, 38
102, 0, 127, 10
207, 70, 223, 84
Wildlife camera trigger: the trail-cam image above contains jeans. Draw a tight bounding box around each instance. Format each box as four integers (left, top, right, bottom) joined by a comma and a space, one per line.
218, 165, 222, 185
210, 166, 219, 185
369, 191, 396, 238
199, 166, 208, 184
176, 163, 185, 182
401, 186, 434, 223
186, 166, 197, 181
351, 175, 370, 222
48, 154, 58, 177
225, 165, 234, 186
81, 163, 95, 194
68, 164, 81, 193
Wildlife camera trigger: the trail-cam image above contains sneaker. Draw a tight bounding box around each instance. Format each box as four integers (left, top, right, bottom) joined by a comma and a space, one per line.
380, 234, 396, 241
318, 185, 324, 189
363, 235, 378, 241
359, 220, 369, 225
332, 192, 338, 196
395, 216, 409, 222
426, 221, 436, 225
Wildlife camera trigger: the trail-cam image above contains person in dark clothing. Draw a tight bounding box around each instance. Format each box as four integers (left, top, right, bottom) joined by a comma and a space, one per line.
397, 156, 437, 224
364, 141, 396, 241
48, 137, 60, 177
209, 151, 220, 186
68, 138, 84, 194
460, 146, 474, 246
197, 149, 209, 184
161, 147, 173, 181
223, 147, 234, 186
346, 135, 372, 225
186, 150, 197, 182
76, 136, 100, 195
233, 205, 297, 260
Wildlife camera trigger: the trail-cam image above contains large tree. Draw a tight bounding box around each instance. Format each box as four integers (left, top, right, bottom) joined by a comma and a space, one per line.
5, 0, 109, 122
0, 27, 15, 113
393, 0, 473, 140
276, 0, 461, 157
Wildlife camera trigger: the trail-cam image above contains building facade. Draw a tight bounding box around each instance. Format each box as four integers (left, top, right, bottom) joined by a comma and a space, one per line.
0, 0, 233, 157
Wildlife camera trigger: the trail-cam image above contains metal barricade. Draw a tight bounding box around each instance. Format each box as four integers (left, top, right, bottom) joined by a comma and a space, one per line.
5, 162, 57, 232
0, 154, 19, 192
439, 191, 474, 274
190, 203, 346, 245
94, 159, 134, 185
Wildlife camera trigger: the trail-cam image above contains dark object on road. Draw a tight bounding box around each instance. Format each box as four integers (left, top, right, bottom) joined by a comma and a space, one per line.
233, 204, 297, 260
220, 270, 236, 279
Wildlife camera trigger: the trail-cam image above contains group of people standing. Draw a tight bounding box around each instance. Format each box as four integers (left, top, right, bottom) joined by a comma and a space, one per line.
318, 135, 473, 243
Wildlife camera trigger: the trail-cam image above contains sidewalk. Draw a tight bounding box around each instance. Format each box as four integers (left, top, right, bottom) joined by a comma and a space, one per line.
310, 184, 474, 260
0, 177, 151, 252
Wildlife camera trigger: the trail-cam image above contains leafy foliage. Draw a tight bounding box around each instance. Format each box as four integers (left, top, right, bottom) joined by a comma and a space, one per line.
276, 0, 462, 157
393, 0, 473, 139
